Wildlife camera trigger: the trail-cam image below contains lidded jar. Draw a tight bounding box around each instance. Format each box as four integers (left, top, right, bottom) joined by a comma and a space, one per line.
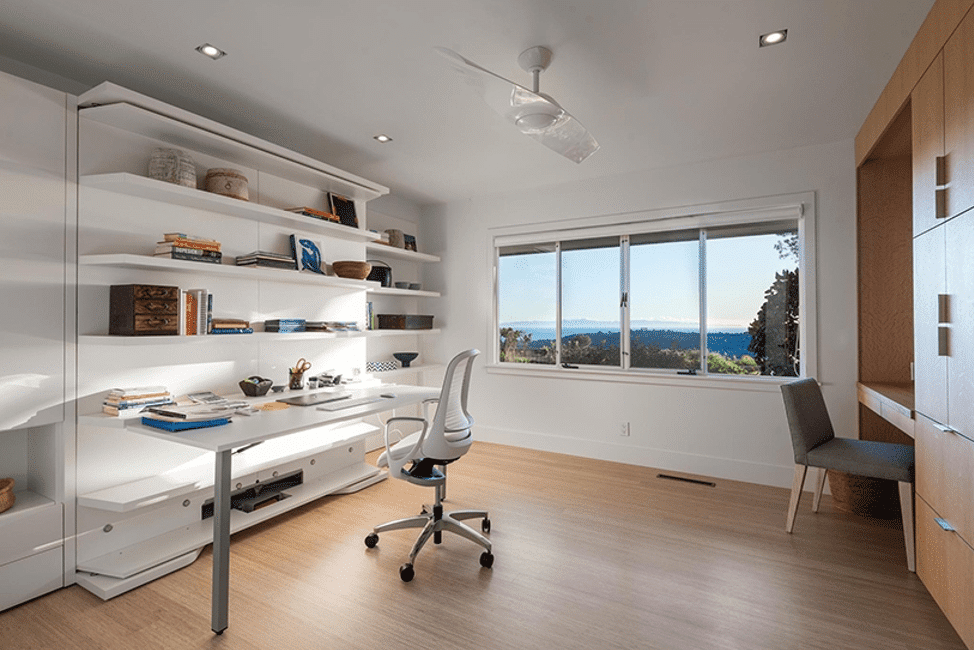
148, 148, 197, 188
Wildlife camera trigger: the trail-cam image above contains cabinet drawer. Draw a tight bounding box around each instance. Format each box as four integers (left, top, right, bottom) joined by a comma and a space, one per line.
916, 413, 974, 545
0, 502, 62, 566
0, 547, 63, 612
133, 299, 177, 315
917, 497, 974, 649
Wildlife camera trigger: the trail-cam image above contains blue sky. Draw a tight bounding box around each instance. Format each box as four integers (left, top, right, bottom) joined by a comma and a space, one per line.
499, 233, 796, 330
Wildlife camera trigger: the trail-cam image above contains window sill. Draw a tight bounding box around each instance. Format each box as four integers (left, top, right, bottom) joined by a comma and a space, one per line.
485, 363, 797, 393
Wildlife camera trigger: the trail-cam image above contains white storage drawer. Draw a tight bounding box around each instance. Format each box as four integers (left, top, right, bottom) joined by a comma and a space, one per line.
0, 502, 63, 566
0, 547, 63, 612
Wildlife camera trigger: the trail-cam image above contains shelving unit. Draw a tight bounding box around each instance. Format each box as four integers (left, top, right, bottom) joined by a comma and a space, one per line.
80, 329, 440, 343
368, 286, 441, 298
366, 242, 440, 263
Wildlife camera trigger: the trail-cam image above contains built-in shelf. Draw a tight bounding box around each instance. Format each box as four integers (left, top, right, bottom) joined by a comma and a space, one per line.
80, 329, 441, 344
80, 253, 379, 289
81, 173, 380, 242
365, 242, 440, 263
367, 287, 441, 298
0, 490, 57, 521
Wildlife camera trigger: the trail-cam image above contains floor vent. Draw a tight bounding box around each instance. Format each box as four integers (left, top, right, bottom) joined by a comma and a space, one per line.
657, 473, 716, 488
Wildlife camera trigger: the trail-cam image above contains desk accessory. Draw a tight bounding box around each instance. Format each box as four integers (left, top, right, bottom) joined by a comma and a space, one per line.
393, 352, 419, 368
238, 376, 272, 397
109, 284, 180, 335
0, 478, 14, 514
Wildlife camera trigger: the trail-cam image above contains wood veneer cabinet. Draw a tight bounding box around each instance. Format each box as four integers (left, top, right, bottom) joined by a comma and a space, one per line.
913, 52, 945, 235
945, 8, 974, 219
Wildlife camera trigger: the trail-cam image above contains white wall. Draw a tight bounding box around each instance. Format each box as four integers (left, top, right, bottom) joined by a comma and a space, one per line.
423, 138, 858, 488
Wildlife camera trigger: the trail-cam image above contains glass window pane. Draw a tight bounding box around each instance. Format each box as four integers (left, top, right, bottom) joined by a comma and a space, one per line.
561, 238, 621, 366
498, 244, 556, 364
705, 227, 799, 376
629, 230, 701, 371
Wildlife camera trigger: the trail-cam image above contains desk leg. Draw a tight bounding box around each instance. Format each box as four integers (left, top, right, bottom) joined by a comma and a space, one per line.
211, 449, 232, 634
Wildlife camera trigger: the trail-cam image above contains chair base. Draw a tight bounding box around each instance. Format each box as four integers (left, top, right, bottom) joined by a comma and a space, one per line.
373, 505, 491, 566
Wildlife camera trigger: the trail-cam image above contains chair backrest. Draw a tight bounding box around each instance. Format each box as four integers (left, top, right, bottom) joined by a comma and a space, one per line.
780, 378, 835, 464
420, 348, 479, 461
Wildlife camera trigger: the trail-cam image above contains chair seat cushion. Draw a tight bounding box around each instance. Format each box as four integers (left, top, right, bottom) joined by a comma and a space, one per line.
806, 438, 914, 483
376, 428, 471, 468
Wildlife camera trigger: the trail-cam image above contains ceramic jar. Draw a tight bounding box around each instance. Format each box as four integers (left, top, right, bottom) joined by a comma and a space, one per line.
148, 148, 197, 188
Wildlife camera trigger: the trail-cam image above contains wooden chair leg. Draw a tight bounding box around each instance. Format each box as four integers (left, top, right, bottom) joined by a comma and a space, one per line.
898, 481, 916, 572
786, 464, 808, 533
812, 468, 827, 513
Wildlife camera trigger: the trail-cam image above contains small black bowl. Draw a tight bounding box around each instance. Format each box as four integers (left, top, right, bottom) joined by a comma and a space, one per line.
393, 352, 419, 368
239, 376, 273, 397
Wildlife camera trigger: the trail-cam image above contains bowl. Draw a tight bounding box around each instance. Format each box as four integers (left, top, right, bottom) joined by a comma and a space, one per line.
408, 283, 421, 290
271, 385, 286, 393
239, 376, 273, 397
394, 281, 410, 289
393, 352, 419, 368
332, 260, 372, 280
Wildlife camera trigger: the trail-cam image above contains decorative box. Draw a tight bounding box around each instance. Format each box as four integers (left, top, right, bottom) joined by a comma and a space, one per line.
109, 284, 180, 336
376, 314, 434, 330
366, 361, 398, 373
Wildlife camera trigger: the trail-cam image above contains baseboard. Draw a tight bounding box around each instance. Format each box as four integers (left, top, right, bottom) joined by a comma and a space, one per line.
475, 425, 799, 489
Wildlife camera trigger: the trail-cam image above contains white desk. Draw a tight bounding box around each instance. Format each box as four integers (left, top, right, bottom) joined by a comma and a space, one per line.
123, 384, 438, 634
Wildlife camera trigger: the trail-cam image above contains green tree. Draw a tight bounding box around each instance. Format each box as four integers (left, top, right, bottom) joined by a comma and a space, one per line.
747, 269, 799, 376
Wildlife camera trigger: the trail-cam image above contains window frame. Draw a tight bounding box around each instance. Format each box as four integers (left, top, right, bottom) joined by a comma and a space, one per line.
488, 192, 817, 389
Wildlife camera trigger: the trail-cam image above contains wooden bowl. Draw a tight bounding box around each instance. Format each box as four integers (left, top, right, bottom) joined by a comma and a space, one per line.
0, 478, 14, 515
332, 261, 372, 280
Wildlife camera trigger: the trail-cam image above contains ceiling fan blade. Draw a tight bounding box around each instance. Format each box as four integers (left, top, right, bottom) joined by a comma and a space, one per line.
436, 47, 599, 163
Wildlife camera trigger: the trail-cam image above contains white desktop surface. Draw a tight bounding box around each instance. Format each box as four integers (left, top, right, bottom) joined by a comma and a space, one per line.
125, 384, 438, 452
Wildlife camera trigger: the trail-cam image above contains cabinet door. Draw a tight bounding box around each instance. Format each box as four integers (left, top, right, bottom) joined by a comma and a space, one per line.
914, 226, 948, 424
0, 70, 67, 431
947, 210, 974, 438
913, 52, 945, 236
945, 8, 974, 220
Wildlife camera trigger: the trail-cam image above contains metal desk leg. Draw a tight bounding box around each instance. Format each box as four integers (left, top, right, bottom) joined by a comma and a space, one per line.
211, 449, 232, 634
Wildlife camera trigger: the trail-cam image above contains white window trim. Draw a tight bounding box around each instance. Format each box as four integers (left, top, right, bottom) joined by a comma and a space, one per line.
488, 192, 818, 388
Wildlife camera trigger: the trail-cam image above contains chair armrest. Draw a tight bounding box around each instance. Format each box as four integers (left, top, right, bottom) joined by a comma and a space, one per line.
384, 416, 429, 470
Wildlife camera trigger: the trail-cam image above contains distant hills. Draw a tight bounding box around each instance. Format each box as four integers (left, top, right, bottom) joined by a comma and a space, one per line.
513, 326, 753, 359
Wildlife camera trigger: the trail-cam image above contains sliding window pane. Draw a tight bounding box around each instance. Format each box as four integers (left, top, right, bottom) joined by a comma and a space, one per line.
498, 244, 557, 364
705, 223, 799, 376
629, 230, 701, 371
561, 237, 621, 366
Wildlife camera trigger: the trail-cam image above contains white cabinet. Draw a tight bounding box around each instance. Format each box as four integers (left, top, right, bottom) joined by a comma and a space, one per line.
73, 83, 395, 598
0, 69, 74, 610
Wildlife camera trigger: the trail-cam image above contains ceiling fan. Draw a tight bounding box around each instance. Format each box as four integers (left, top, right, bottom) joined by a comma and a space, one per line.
435, 45, 600, 163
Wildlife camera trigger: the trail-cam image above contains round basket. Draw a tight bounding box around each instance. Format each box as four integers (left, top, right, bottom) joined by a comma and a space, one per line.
204, 168, 249, 201
332, 260, 372, 280
0, 478, 15, 515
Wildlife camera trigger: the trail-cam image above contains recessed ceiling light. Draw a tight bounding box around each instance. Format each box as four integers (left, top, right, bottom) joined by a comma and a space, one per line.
373, 134, 393, 143
196, 43, 227, 60
759, 30, 787, 47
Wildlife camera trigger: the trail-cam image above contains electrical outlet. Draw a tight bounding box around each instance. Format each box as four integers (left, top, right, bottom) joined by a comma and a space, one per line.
620, 421, 630, 437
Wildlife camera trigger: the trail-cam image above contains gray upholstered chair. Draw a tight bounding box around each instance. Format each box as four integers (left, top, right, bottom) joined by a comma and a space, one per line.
780, 378, 915, 571
364, 349, 492, 582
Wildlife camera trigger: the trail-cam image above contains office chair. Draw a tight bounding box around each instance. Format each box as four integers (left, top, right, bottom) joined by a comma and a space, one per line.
780, 377, 915, 571
364, 348, 492, 582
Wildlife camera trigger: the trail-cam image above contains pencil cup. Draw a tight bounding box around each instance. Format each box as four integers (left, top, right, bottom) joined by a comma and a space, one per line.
288, 369, 304, 390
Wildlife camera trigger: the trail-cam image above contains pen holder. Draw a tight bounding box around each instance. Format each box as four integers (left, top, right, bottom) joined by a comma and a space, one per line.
288, 369, 304, 390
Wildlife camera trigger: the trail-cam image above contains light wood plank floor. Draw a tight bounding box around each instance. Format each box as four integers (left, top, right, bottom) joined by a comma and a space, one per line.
0, 442, 965, 650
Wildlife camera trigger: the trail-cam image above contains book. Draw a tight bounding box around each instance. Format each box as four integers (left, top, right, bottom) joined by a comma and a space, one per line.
104, 393, 172, 404
264, 319, 306, 327
109, 386, 169, 397
156, 250, 223, 264
211, 318, 250, 328
103, 398, 175, 415
141, 416, 231, 431
163, 233, 218, 243
185, 290, 197, 335
210, 328, 254, 334
207, 293, 213, 334
235, 258, 298, 270
157, 239, 221, 252
286, 206, 340, 222
155, 245, 222, 257
236, 250, 295, 262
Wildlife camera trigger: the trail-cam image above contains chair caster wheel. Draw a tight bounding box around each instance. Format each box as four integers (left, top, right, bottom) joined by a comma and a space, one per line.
364, 533, 379, 548
480, 551, 494, 568
400, 563, 415, 582
482, 518, 491, 533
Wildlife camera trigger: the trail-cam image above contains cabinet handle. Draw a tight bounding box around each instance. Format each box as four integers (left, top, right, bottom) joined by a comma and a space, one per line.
932, 421, 958, 435
938, 294, 950, 323
936, 188, 947, 219
935, 517, 956, 533
936, 155, 947, 187
938, 326, 949, 356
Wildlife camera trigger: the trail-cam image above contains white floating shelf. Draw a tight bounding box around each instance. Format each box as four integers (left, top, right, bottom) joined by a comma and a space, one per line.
81, 173, 380, 242
367, 364, 443, 378
365, 243, 440, 263
79, 329, 439, 344
0, 490, 57, 522
80, 253, 379, 289
366, 329, 441, 337
367, 287, 441, 298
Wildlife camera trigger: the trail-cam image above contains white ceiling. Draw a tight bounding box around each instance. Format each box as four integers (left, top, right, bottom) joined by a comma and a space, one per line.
0, 0, 933, 206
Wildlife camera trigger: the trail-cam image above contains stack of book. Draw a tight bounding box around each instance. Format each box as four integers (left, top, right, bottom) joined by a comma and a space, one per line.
183, 288, 212, 335
287, 206, 340, 223
103, 386, 174, 416
210, 318, 253, 334
264, 318, 306, 333
155, 233, 222, 264
235, 250, 297, 270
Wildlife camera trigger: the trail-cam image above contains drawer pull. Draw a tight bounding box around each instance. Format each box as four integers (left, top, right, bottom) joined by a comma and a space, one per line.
938, 294, 950, 324
936, 188, 947, 219
935, 517, 955, 532
932, 422, 958, 435
938, 326, 950, 356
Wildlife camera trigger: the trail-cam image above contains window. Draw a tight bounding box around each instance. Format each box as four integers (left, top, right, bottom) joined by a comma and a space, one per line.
493, 198, 810, 381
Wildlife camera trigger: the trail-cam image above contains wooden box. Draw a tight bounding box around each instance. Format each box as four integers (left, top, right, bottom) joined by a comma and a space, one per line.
376, 314, 434, 330
109, 284, 180, 335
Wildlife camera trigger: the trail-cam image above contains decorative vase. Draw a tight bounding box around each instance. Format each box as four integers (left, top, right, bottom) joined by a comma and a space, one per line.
385, 229, 405, 248
148, 148, 197, 188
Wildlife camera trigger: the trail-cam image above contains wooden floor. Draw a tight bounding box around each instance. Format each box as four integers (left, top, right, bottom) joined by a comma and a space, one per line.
0, 442, 965, 650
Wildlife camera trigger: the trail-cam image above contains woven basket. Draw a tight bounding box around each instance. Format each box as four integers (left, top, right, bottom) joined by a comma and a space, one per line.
0, 478, 14, 514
